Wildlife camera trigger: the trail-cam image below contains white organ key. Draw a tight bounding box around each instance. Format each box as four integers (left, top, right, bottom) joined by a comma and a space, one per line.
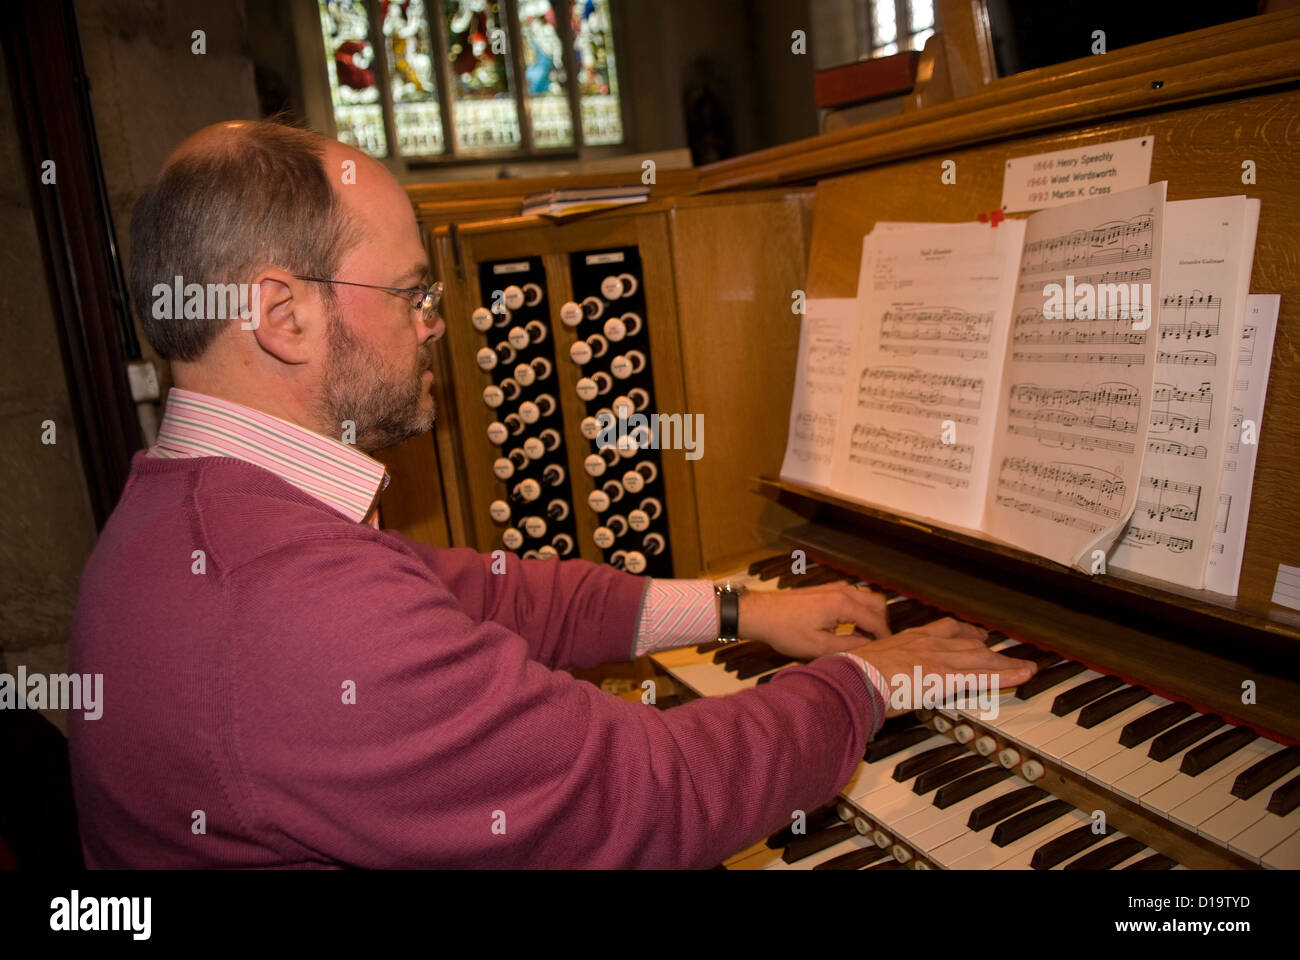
1143, 738, 1278, 823
996, 670, 1104, 742
1199, 787, 1274, 846
888, 777, 1023, 847
1109, 725, 1225, 803
1168, 740, 1285, 830
944, 807, 1088, 870
842, 736, 949, 803
1060, 695, 1172, 782
1261, 827, 1300, 870
1036, 694, 1165, 772
1229, 806, 1300, 865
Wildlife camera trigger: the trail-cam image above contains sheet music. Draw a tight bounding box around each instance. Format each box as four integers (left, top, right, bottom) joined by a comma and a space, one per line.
983, 181, 1167, 570
831, 220, 1026, 528
1108, 197, 1260, 588
1206, 293, 1280, 595
780, 298, 858, 489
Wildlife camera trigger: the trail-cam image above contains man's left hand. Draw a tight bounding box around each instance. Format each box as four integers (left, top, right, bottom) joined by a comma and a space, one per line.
736, 583, 891, 660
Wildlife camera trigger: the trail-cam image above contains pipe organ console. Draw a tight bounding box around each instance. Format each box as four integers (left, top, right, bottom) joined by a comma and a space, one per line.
382, 10, 1300, 868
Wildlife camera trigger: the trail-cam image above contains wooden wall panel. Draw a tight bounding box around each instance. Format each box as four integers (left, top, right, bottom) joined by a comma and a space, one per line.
667, 190, 816, 570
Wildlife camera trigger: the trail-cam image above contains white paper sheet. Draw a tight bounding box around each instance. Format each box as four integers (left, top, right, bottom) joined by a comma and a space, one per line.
1108, 197, 1260, 588
780, 298, 859, 489
1206, 293, 1280, 595
983, 181, 1167, 570
831, 220, 1027, 528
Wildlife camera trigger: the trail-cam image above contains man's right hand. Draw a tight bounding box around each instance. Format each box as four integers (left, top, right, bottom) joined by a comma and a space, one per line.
850, 617, 1039, 718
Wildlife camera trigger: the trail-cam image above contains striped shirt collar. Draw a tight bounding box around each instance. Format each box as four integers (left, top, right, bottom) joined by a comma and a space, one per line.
149, 388, 389, 524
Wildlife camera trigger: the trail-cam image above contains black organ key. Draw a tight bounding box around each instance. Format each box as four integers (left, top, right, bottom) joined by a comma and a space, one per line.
933, 767, 1013, 809
1148, 714, 1223, 762
746, 554, 786, 577
1051, 675, 1126, 716
1123, 853, 1177, 870
779, 565, 843, 589
875, 713, 924, 739
864, 726, 933, 763
653, 695, 683, 710
1014, 660, 1087, 701
756, 672, 777, 686
735, 654, 795, 680
1231, 745, 1300, 799
1064, 835, 1146, 870
694, 640, 727, 655
1267, 773, 1300, 817
1118, 701, 1196, 748
990, 798, 1073, 847
782, 822, 858, 863
892, 743, 969, 782
813, 846, 893, 870
888, 602, 945, 633
1030, 823, 1113, 870
1179, 727, 1258, 776
1077, 685, 1151, 728
996, 643, 1064, 669
968, 785, 1048, 831
765, 804, 839, 849
713, 642, 762, 664
912, 755, 990, 794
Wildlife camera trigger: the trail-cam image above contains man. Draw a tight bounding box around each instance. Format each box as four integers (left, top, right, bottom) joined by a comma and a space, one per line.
69, 120, 1035, 868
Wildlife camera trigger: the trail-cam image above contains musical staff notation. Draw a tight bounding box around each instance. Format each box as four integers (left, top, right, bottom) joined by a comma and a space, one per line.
879, 308, 993, 346
1145, 438, 1208, 459
993, 495, 1106, 534
1008, 381, 1140, 434
1133, 475, 1202, 523
996, 456, 1126, 520
848, 423, 974, 474
857, 368, 984, 410
1017, 266, 1151, 294
1006, 423, 1135, 454
1120, 527, 1194, 553
1159, 289, 1221, 341
1149, 380, 1213, 435
854, 456, 970, 489
1012, 351, 1145, 367
1020, 215, 1154, 276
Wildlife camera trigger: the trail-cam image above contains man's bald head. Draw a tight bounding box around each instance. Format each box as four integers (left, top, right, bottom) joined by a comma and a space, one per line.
129, 120, 362, 362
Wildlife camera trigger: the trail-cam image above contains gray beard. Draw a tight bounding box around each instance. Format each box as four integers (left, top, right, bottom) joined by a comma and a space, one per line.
318, 305, 436, 453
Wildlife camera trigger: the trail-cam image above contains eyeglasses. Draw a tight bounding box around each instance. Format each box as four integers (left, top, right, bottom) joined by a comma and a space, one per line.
294, 275, 443, 326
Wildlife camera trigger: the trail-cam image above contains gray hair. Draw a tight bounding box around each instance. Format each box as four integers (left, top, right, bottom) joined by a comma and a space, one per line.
129, 121, 358, 361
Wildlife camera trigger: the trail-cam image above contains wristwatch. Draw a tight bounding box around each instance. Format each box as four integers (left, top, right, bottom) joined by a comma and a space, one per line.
714, 583, 747, 640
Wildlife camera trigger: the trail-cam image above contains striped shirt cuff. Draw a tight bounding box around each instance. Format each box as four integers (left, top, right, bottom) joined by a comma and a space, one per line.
633, 579, 718, 657
839, 652, 890, 738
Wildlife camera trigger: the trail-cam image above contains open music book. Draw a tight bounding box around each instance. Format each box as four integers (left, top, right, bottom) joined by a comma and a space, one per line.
782, 182, 1273, 593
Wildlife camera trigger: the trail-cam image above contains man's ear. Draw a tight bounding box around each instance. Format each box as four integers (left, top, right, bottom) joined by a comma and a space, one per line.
248, 270, 316, 365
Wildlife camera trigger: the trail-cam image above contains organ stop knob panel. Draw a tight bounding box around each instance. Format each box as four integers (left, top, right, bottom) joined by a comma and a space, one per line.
473, 257, 579, 560
564, 246, 674, 578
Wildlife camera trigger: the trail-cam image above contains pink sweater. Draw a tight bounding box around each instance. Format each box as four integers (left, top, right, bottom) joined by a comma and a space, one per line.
69, 453, 882, 868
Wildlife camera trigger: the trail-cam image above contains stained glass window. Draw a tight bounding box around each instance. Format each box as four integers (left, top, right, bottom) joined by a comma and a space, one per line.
445, 0, 521, 151
314, 0, 623, 158
570, 0, 622, 146
519, 1, 573, 148
318, 0, 388, 157
383, 0, 445, 156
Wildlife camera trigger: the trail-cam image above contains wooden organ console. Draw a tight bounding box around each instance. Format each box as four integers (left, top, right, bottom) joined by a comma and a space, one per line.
378, 9, 1300, 869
